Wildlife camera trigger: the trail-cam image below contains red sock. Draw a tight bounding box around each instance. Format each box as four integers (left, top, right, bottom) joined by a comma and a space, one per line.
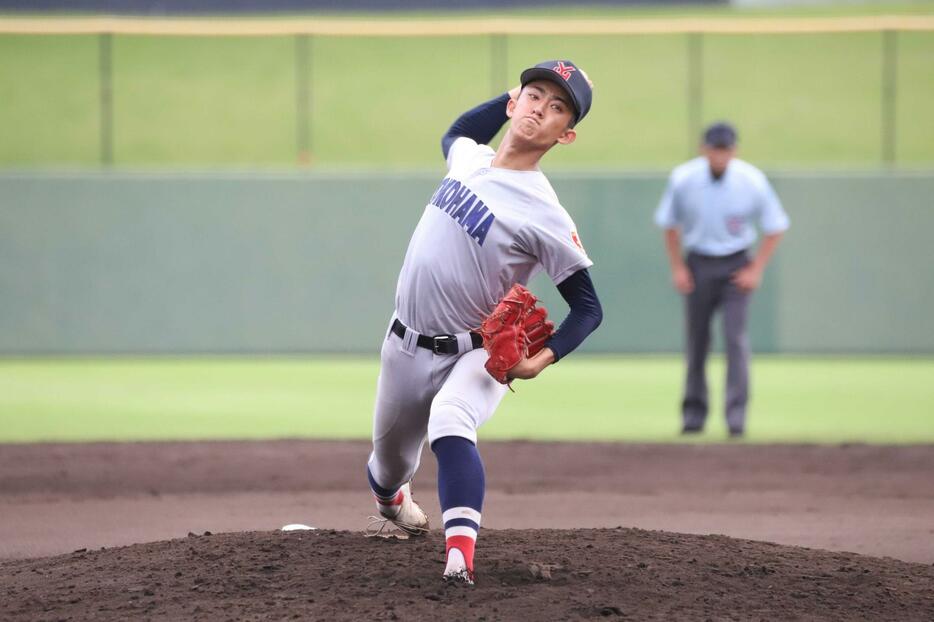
374, 489, 404, 514
446, 535, 476, 572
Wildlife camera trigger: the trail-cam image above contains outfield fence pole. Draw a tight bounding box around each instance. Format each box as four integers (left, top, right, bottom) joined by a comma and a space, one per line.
491, 33, 507, 97
882, 29, 898, 168
295, 33, 311, 165
687, 32, 703, 158
98, 32, 113, 167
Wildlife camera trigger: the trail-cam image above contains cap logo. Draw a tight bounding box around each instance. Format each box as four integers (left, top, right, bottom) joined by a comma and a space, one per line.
552, 61, 576, 81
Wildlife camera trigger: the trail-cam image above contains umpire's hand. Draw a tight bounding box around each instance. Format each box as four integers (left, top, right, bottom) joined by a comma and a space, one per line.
672, 263, 694, 294
731, 264, 762, 292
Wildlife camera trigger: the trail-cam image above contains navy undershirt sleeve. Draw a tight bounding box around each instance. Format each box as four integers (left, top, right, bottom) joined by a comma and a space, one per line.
441, 93, 511, 159
544, 268, 603, 362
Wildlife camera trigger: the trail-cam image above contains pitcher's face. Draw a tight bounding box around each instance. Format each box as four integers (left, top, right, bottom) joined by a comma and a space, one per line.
507, 80, 577, 148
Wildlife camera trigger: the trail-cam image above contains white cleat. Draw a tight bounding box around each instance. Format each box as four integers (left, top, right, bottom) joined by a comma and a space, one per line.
442, 547, 475, 586
442, 568, 475, 586
366, 482, 429, 538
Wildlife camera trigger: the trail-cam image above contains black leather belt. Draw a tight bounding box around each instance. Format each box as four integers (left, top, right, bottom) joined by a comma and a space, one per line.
391, 319, 483, 355
688, 249, 749, 261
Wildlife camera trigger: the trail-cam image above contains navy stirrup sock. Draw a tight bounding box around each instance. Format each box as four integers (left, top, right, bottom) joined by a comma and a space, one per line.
431, 435, 485, 571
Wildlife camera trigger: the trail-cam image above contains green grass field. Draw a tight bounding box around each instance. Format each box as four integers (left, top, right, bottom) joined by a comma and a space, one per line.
1, 3, 933, 169
2, 356, 932, 444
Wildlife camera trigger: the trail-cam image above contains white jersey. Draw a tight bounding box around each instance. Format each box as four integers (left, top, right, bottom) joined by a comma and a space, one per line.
395, 136, 593, 335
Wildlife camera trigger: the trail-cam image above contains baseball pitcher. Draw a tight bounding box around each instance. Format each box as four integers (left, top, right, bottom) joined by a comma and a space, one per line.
366, 60, 603, 585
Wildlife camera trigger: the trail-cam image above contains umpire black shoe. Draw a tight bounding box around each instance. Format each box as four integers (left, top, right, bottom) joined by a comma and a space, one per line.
681, 423, 703, 435
728, 428, 745, 439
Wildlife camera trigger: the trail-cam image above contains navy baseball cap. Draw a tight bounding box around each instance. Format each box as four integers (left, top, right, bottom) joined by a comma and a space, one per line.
703, 122, 738, 148
520, 60, 593, 124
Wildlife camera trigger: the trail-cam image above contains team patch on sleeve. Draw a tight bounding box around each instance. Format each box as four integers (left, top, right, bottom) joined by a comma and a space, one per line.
571, 230, 586, 253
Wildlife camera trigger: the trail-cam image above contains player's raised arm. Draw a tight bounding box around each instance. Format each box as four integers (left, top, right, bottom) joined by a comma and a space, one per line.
440, 86, 521, 160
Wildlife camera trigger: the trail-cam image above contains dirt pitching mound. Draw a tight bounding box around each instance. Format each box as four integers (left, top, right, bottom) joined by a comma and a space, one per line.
3, 527, 932, 621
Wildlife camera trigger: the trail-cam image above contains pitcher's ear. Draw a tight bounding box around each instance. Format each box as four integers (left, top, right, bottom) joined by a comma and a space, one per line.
556, 129, 577, 146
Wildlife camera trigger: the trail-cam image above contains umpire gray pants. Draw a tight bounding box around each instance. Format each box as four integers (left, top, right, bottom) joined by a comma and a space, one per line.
682, 250, 751, 433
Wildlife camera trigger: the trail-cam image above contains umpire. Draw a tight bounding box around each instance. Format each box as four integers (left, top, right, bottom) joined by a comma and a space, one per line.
654, 122, 789, 437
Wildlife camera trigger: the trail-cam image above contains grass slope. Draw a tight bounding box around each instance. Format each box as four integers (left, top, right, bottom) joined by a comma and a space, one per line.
1, 3, 933, 168
1, 355, 931, 444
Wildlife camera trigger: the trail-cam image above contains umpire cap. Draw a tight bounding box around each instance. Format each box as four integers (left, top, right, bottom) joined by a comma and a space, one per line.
703, 122, 738, 148
520, 60, 593, 124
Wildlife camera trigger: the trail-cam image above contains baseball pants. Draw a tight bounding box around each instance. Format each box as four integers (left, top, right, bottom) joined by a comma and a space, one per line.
367, 316, 508, 492
682, 250, 751, 433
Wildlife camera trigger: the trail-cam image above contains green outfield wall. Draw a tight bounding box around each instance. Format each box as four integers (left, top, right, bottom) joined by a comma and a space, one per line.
1, 171, 932, 354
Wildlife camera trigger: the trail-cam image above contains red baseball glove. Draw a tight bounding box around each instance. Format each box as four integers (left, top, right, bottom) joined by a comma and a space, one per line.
479, 284, 555, 385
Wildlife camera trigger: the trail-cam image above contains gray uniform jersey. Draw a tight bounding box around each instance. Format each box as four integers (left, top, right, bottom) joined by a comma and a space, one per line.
395, 136, 593, 335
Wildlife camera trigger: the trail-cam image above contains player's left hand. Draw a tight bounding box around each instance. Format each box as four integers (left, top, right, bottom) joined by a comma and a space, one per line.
731, 264, 762, 292
479, 284, 554, 385
506, 348, 556, 381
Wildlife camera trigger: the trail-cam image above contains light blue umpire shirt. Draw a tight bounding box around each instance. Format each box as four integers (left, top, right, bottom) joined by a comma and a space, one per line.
654, 157, 790, 257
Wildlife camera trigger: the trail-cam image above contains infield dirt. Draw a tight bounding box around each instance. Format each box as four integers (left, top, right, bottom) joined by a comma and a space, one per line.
2, 440, 933, 620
